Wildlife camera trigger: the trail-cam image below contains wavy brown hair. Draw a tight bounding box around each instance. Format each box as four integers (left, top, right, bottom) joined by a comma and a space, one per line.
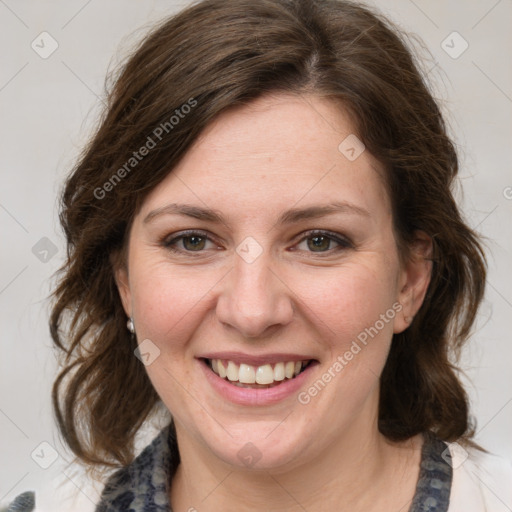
51, 0, 486, 468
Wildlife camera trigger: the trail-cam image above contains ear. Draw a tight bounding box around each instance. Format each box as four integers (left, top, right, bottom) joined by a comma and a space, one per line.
394, 231, 433, 334
111, 251, 132, 317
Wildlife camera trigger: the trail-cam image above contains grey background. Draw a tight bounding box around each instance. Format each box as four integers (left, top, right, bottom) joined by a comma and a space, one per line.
1, 0, 511, 509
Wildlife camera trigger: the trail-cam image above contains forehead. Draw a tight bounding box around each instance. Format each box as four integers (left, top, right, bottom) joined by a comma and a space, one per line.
139, 94, 391, 221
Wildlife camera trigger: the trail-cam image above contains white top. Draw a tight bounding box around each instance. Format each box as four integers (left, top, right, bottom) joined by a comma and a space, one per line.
448, 442, 512, 511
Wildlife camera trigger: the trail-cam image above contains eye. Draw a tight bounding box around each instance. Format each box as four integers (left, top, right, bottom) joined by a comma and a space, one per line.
162, 230, 218, 253
294, 230, 352, 254
161, 229, 352, 256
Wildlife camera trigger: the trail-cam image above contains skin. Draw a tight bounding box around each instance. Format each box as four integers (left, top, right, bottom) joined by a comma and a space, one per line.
116, 93, 432, 511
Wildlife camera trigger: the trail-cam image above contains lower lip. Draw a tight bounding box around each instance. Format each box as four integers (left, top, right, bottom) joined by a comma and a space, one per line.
198, 359, 316, 406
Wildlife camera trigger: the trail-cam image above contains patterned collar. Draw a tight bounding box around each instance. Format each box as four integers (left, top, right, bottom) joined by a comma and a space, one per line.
409, 432, 453, 511
94, 425, 452, 511
95, 424, 179, 511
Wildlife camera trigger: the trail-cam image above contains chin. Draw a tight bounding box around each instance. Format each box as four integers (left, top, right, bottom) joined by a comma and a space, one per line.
190, 415, 318, 472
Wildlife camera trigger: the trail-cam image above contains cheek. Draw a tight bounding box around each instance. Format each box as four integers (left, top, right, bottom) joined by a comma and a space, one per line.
289, 259, 400, 349
128, 261, 214, 412
129, 257, 220, 352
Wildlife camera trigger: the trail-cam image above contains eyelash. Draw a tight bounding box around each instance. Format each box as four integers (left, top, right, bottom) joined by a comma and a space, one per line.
161, 229, 353, 256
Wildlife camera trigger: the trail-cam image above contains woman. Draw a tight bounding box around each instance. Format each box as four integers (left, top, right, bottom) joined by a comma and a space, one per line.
7, 0, 512, 510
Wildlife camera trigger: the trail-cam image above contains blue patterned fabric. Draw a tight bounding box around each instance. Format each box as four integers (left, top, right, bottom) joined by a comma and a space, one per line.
5, 491, 35, 512
95, 424, 179, 512
409, 432, 452, 512
5, 426, 451, 511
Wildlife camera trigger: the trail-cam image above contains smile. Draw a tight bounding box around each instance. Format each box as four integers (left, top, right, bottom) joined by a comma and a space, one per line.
206, 358, 312, 388
198, 352, 319, 405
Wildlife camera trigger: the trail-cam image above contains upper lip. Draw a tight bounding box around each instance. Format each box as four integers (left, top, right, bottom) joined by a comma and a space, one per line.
198, 352, 317, 366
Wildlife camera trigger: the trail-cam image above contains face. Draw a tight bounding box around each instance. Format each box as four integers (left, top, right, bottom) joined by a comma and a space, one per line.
116, 93, 430, 471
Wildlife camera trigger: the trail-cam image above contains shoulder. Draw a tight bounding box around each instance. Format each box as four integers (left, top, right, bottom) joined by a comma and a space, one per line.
2, 424, 177, 512
448, 443, 512, 511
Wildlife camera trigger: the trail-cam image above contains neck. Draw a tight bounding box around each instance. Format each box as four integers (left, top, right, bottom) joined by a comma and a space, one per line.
170, 417, 422, 512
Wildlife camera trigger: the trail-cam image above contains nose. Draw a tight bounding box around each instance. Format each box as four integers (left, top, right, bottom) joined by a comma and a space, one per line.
215, 249, 294, 339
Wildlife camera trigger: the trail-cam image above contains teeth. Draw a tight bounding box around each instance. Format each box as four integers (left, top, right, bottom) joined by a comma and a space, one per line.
274, 362, 285, 381
285, 361, 295, 379
239, 363, 256, 384
255, 364, 274, 385
227, 361, 239, 382
208, 358, 310, 385
217, 360, 227, 378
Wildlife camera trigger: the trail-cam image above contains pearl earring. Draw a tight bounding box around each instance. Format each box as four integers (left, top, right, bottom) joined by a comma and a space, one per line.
127, 317, 135, 333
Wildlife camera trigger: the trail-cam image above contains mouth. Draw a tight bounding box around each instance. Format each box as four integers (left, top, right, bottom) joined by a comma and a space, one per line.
202, 358, 316, 389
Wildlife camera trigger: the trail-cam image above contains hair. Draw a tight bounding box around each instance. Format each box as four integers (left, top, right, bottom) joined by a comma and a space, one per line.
51, 0, 487, 468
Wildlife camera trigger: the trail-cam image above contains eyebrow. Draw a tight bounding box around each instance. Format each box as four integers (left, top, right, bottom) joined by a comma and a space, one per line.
143, 201, 370, 226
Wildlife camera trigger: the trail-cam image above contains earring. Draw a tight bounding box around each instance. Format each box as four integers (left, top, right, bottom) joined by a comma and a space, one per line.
127, 317, 135, 333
